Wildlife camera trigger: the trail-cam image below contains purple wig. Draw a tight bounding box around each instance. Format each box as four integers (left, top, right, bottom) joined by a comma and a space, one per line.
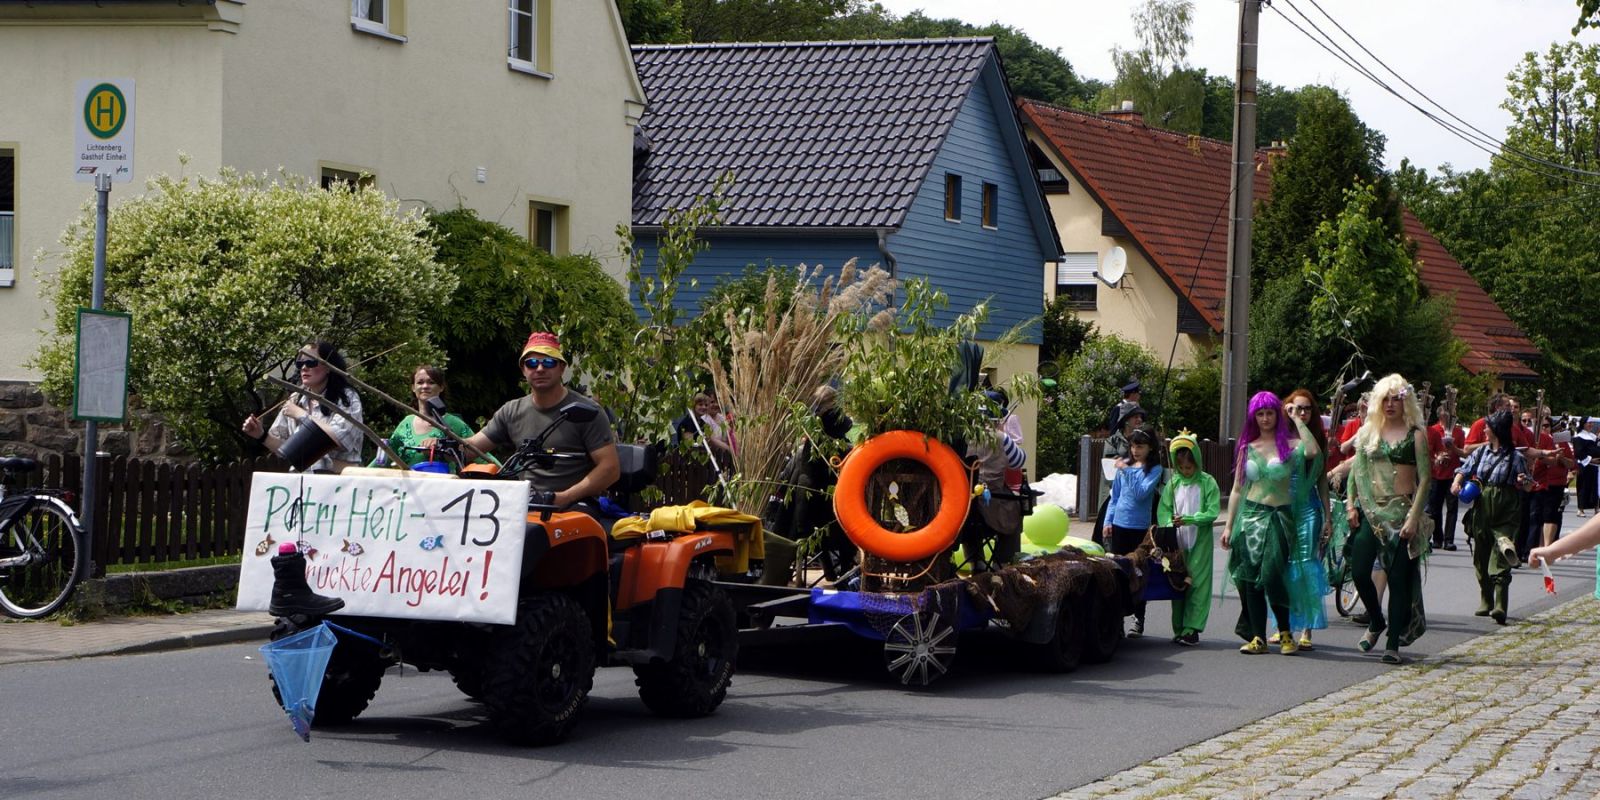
1235, 391, 1293, 466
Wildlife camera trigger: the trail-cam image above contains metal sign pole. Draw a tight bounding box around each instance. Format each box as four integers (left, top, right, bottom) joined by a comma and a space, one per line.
81, 172, 110, 560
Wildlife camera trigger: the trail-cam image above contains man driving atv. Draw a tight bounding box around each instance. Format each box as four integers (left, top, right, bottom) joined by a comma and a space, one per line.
268, 332, 621, 617
461, 331, 620, 507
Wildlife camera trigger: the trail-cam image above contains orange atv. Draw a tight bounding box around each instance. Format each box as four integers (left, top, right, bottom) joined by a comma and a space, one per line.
266, 401, 741, 745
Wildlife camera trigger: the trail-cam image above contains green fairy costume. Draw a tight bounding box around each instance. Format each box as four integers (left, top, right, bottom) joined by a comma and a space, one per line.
1348, 425, 1431, 649
1229, 439, 1300, 643
1157, 431, 1221, 638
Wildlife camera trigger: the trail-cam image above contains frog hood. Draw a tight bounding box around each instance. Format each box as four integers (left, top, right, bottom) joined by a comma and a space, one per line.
1169, 430, 1203, 471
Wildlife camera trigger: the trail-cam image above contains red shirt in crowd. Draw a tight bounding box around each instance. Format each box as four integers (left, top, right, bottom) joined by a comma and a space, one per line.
1465, 416, 1534, 449
1427, 422, 1466, 481
1530, 432, 1573, 490
1326, 417, 1363, 470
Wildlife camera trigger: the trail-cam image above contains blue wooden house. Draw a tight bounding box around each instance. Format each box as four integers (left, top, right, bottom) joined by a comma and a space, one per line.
629, 38, 1063, 343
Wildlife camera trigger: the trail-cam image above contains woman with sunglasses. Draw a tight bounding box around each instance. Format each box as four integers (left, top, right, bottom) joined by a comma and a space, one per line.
241, 341, 364, 473
1277, 388, 1331, 651
1344, 374, 1431, 664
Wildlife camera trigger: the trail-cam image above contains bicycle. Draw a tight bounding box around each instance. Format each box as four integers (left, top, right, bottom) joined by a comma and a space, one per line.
0, 457, 86, 619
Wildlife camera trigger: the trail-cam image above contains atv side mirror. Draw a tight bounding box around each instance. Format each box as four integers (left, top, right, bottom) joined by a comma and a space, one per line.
559, 403, 599, 424
425, 395, 449, 422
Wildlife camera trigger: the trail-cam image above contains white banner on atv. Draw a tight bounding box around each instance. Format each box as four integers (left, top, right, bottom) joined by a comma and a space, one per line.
235, 472, 530, 624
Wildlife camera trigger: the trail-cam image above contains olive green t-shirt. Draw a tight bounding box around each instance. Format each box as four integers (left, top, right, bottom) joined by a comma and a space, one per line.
481, 389, 615, 493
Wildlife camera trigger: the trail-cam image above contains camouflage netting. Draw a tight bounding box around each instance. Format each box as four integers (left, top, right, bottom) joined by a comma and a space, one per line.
962, 548, 1141, 632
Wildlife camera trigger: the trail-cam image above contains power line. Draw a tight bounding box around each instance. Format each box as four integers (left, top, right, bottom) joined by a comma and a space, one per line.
1270, 1, 1600, 191
1300, 0, 1600, 179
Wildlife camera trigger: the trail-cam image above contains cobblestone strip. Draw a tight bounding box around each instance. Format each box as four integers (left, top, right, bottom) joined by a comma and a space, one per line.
1049, 598, 1600, 800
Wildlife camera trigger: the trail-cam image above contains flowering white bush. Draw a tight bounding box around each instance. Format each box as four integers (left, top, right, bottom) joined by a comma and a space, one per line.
33, 168, 454, 460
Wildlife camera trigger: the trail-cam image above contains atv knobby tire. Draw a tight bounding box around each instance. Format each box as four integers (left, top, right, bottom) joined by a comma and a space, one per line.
633, 580, 737, 717
268, 619, 385, 726
484, 593, 595, 745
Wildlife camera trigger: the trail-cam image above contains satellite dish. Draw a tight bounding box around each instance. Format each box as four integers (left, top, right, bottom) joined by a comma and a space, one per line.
1096, 246, 1128, 287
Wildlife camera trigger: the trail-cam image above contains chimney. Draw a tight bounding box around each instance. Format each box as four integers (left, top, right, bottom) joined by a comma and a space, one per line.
1103, 99, 1144, 126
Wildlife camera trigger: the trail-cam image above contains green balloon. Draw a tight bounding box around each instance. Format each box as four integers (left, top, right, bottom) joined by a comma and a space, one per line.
1023, 503, 1070, 547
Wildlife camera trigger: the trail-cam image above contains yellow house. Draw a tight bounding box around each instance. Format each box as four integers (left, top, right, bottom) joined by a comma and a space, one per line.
1019, 99, 1539, 385
0, 0, 646, 379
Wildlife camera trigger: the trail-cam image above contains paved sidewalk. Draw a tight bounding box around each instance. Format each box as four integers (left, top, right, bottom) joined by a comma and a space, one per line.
0, 608, 269, 666
1051, 595, 1600, 800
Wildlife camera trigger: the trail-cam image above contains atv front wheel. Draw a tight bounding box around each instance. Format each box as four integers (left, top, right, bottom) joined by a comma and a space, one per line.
634, 580, 737, 717
268, 618, 386, 726
484, 593, 596, 745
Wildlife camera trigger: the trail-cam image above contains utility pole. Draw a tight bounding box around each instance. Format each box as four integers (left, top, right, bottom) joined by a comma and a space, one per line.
1220, 0, 1261, 442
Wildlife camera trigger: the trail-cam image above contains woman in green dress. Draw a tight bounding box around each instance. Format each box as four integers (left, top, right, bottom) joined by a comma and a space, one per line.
379, 365, 481, 470
1345, 373, 1431, 664
1221, 391, 1318, 656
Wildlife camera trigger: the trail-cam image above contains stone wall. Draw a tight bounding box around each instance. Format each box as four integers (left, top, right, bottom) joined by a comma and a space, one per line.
0, 380, 184, 461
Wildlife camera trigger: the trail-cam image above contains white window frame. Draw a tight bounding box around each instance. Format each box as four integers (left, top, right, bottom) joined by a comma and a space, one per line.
508, 0, 549, 77
1055, 252, 1098, 310
352, 0, 407, 43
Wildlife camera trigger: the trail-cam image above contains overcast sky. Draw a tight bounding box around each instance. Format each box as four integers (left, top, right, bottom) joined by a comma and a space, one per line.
873, 0, 1600, 173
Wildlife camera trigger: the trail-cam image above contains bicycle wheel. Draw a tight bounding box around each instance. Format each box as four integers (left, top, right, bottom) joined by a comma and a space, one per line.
0, 498, 84, 619
1334, 574, 1360, 618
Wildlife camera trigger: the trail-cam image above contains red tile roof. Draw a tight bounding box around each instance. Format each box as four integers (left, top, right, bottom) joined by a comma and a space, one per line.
1402, 212, 1537, 378
1020, 98, 1538, 378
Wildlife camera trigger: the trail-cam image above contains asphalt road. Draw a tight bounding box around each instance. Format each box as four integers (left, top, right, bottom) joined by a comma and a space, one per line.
2, 509, 1593, 800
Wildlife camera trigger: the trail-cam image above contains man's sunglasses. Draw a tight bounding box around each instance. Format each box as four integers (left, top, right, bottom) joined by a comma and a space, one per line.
524, 357, 561, 371
294, 359, 322, 370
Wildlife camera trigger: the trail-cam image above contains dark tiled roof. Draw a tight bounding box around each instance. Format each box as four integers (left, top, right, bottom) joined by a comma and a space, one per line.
1402, 212, 1537, 379
631, 38, 993, 228
1021, 98, 1539, 377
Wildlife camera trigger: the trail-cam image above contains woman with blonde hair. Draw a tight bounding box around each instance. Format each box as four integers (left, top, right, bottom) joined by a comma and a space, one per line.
1345, 373, 1431, 664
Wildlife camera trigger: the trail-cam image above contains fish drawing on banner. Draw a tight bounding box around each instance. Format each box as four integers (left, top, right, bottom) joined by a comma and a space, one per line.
295, 541, 319, 560
253, 534, 276, 557
419, 535, 444, 551
341, 540, 365, 557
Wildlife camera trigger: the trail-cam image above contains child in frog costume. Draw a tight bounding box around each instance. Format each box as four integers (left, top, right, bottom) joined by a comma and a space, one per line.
1157, 431, 1220, 645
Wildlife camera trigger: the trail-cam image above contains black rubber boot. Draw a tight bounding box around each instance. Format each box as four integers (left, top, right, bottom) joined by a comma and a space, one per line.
268, 550, 345, 617
1491, 577, 1509, 625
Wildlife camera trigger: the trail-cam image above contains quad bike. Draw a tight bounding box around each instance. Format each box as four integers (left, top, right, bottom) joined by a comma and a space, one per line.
266, 401, 742, 745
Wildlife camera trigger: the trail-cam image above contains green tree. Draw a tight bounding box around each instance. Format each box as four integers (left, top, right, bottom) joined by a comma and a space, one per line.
424, 209, 632, 427
1036, 334, 1160, 474
33, 169, 454, 460
1158, 348, 1222, 441
1040, 295, 1097, 365
1574, 0, 1599, 34
616, 0, 686, 43
1250, 181, 1466, 397
1099, 0, 1205, 132
1251, 86, 1400, 295
1200, 77, 1304, 146
1398, 44, 1600, 409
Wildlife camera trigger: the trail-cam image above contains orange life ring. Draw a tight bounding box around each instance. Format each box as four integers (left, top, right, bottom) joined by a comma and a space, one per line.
833, 430, 971, 562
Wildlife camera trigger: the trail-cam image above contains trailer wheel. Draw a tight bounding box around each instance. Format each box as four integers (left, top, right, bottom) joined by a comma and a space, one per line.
1030, 594, 1084, 673
883, 607, 958, 686
1081, 587, 1124, 664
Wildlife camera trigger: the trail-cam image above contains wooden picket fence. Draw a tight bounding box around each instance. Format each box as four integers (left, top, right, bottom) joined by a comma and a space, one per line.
34, 451, 720, 577
37, 453, 281, 577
